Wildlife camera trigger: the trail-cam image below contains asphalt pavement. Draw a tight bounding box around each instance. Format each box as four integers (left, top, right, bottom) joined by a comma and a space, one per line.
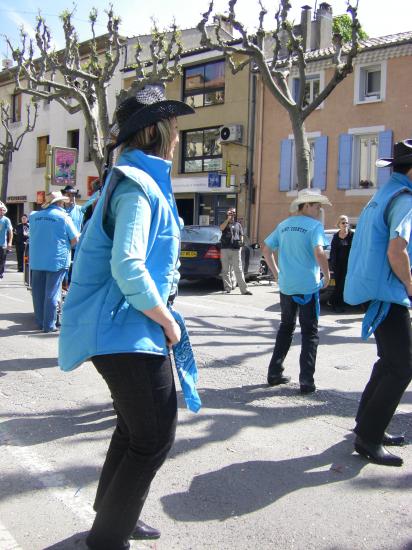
0, 256, 411, 550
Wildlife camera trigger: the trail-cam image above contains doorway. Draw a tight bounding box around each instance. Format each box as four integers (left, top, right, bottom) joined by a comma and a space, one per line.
176, 198, 194, 226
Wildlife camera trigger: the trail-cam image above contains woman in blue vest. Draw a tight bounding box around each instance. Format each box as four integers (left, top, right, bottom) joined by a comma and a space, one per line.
345, 139, 412, 467
59, 85, 194, 549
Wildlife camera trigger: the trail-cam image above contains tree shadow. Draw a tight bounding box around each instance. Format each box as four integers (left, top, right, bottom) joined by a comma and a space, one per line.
0, 403, 115, 446
42, 531, 89, 549
0, 311, 39, 336
162, 438, 366, 521
0, 356, 58, 373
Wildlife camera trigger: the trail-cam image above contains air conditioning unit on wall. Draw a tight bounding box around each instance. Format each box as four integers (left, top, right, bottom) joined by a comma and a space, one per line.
220, 124, 243, 143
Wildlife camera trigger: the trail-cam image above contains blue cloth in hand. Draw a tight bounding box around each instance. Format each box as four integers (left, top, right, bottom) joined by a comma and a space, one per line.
292, 282, 322, 319
169, 307, 201, 413
361, 300, 390, 340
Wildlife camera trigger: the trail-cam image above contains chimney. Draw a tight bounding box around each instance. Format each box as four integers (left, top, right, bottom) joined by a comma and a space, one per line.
213, 15, 234, 38
300, 5, 312, 51
314, 2, 333, 50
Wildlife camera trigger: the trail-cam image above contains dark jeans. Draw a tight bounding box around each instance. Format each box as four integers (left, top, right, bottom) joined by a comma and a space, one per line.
15, 243, 25, 271
0, 247, 8, 277
87, 353, 177, 550
268, 292, 319, 386
355, 303, 412, 444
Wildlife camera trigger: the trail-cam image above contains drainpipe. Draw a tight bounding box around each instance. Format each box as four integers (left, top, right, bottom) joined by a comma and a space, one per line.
246, 69, 257, 238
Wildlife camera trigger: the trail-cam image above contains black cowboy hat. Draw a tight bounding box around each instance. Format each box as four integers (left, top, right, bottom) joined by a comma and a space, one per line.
376, 139, 412, 168
115, 84, 194, 147
62, 185, 79, 195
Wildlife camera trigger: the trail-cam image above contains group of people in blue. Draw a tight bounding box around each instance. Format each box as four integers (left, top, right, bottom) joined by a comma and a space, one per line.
1, 80, 410, 548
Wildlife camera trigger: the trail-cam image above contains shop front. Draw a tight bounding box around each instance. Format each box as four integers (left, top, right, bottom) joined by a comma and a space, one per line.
173, 173, 239, 227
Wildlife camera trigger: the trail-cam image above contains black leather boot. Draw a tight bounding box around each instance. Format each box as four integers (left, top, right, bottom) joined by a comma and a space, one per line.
354, 435, 403, 466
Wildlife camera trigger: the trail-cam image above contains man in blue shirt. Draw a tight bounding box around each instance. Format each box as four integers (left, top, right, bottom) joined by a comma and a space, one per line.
344, 140, 412, 467
30, 191, 79, 332
62, 185, 85, 233
262, 189, 331, 394
0, 201, 13, 279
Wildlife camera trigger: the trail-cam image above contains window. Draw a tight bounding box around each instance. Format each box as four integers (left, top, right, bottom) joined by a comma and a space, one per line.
292, 74, 320, 107
354, 61, 387, 103
67, 129, 79, 150
353, 134, 378, 188
37, 136, 49, 168
183, 60, 225, 108
11, 93, 22, 122
337, 128, 392, 190
279, 134, 328, 192
182, 127, 222, 173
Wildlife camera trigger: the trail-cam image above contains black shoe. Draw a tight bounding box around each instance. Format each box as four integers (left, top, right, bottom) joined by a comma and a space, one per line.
267, 374, 291, 386
300, 384, 316, 394
354, 435, 403, 466
130, 520, 161, 540
382, 432, 405, 447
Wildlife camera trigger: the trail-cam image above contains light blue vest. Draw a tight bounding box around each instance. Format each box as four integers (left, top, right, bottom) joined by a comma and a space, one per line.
344, 173, 412, 307
58, 150, 180, 371
29, 205, 73, 271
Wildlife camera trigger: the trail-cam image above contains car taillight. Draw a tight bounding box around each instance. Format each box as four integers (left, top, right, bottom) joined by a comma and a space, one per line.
204, 246, 220, 259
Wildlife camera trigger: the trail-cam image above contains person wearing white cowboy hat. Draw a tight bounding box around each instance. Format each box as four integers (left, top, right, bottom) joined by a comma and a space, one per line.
344, 139, 412, 467
29, 191, 79, 332
262, 187, 331, 395
58, 83, 198, 549
0, 200, 13, 279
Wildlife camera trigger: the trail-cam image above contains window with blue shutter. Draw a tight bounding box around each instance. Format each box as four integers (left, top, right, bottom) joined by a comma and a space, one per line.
313, 136, 328, 190
279, 139, 293, 191
377, 130, 393, 187
337, 134, 353, 189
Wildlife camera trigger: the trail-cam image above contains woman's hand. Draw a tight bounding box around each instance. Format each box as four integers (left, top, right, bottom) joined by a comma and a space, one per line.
163, 318, 181, 347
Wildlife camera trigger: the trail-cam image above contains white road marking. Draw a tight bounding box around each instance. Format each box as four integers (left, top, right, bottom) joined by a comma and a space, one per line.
0, 429, 95, 526
0, 520, 23, 550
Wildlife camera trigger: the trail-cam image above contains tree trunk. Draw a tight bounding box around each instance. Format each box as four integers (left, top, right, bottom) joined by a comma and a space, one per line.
0, 152, 11, 203
289, 110, 310, 190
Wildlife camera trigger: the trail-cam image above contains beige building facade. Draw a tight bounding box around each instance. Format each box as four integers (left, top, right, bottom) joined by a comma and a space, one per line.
253, 31, 412, 242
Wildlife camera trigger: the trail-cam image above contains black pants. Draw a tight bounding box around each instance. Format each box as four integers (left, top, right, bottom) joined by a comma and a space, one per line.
355, 304, 412, 444
87, 353, 177, 550
15, 243, 25, 271
268, 292, 319, 386
0, 247, 7, 277
330, 267, 347, 307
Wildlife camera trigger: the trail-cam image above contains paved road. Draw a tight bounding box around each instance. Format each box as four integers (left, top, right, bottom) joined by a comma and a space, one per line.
0, 259, 411, 550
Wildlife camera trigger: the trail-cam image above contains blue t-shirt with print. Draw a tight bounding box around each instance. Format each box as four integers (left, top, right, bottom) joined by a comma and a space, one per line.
0, 216, 12, 247
387, 192, 412, 248
265, 215, 328, 295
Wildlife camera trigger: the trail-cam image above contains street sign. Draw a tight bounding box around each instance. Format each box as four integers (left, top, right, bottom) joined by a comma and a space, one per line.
208, 172, 221, 188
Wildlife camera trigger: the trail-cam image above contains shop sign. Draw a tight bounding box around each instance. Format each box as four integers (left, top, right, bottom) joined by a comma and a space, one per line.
6, 195, 27, 203
51, 147, 77, 186
208, 172, 221, 188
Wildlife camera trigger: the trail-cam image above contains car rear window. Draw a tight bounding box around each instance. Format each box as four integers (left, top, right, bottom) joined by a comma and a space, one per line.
181, 226, 221, 243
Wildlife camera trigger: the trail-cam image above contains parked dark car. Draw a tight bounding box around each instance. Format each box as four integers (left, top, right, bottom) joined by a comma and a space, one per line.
179, 225, 262, 281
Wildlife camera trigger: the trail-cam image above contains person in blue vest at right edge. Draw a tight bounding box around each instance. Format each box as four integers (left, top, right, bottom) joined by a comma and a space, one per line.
59, 85, 200, 550
345, 139, 412, 467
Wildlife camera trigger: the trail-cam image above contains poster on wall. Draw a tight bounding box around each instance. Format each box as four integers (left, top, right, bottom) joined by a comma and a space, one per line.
87, 176, 100, 196
51, 147, 78, 186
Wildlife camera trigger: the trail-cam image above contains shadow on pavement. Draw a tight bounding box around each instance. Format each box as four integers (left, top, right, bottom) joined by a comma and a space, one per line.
0, 311, 39, 336
162, 438, 366, 521
42, 531, 89, 549
0, 356, 58, 372
0, 403, 115, 446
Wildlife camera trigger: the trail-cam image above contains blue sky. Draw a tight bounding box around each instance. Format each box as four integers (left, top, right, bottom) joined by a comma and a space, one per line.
0, 0, 411, 57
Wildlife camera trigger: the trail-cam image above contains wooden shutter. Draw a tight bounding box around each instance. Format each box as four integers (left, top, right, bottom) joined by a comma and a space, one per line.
337, 134, 353, 190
